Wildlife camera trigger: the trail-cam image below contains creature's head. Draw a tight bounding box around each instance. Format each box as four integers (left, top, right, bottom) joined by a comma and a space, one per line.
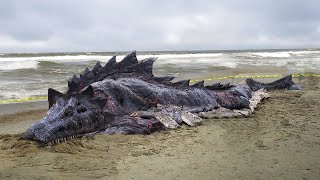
22, 85, 106, 145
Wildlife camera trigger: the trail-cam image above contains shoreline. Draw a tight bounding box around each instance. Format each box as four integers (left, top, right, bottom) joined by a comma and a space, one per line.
0, 100, 47, 134
0, 100, 47, 116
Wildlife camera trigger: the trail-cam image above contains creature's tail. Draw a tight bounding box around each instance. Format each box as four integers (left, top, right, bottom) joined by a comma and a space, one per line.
245, 75, 301, 91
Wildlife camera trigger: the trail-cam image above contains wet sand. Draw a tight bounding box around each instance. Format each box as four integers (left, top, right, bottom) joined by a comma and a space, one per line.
0, 77, 320, 179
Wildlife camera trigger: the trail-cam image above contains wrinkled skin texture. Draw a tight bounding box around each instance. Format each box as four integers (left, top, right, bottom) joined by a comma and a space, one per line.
22, 95, 105, 144
22, 52, 300, 145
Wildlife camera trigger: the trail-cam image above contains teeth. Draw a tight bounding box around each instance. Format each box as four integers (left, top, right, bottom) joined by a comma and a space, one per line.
46, 134, 81, 146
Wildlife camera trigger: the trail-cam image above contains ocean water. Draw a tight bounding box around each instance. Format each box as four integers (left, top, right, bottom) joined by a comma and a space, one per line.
0, 49, 320, 101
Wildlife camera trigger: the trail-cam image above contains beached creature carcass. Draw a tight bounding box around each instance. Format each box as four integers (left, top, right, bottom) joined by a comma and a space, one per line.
22, 52, 300, 145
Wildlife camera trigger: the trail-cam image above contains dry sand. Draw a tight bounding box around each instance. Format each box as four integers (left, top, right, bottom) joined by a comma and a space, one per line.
0, 77, 319, 180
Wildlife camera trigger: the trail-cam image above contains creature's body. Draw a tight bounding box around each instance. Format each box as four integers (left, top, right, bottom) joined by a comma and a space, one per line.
22, 52, 300, 145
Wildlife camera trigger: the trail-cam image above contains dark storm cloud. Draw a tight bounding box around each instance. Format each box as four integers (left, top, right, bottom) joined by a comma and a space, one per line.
0, 0, 319, 52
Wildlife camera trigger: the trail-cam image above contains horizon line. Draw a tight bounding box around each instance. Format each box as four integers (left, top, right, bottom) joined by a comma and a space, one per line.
1, 47, 320, 55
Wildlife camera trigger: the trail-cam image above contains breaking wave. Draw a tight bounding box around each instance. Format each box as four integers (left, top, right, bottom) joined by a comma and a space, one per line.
0, 61, 39, 70
0, 55, 110, 63
251, 52, 291, 58
249, 50, 320, 58
0, 53, 224, 71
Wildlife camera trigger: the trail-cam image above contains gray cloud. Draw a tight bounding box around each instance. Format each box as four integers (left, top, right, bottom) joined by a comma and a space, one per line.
0, 0, 319, 52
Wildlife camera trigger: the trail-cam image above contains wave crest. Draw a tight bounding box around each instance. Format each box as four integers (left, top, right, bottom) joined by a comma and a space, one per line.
0, 61, 38, 71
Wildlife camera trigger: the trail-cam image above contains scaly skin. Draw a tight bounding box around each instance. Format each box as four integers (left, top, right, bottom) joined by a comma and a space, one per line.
21, 52, 300, 145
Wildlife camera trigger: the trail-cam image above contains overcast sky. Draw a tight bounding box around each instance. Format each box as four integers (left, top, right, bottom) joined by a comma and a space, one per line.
0, 0, 319, 53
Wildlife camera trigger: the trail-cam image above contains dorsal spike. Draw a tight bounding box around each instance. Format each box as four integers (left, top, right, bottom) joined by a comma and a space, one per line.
81, 85, 94, 97
206, 82, 221, 90
102, 55, 117, 71
80, 70, 94, 82
48, 88, 63, 108
65, 52, 175, 92
118, 51, 138, 68
127, 57, 156, 75
191, 80, 204, 88
93, 61, 102, 73
68, 80, 80, 93
84, 68, 90, 74
206, 82, 234, 90
72, 74, 78, 81
172, 79, 190, 87
106, 55, 117, 65
153, 76, 175, 83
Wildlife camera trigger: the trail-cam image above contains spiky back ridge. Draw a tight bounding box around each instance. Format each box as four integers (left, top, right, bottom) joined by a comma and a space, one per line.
67, 51, 233, 94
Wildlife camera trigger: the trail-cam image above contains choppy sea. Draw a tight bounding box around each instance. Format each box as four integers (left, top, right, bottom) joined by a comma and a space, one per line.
0, 49, 319, 101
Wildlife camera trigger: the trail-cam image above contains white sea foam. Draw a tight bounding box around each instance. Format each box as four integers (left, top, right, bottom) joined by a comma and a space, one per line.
251, 52, 291, 58
0, 51, 319, 72
141, 53, 227, 67
291, 50, 320, 54
0, 55, 111, 63
250, 50, 320, 58
0, 61, 38, 70
0, 53, 225, 70
1, 51, 319, 71
288, 50, 320, 56
138, 53, 223, 60
0, 53, 224, 63
0, 55, 111, 70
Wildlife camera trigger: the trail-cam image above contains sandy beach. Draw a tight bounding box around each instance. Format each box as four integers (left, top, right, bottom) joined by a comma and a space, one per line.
0, 77, 319, 180
1, 0, 319, 179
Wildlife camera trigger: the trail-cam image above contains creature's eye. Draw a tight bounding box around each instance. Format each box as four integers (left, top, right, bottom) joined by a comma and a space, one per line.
77, 106, 87, 113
